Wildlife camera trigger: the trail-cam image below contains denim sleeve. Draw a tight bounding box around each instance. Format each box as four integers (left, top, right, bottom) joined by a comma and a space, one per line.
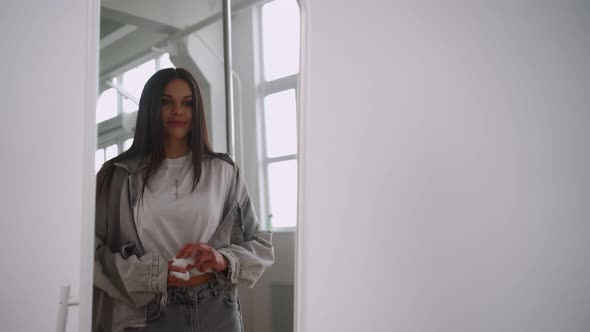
218, 167, 275, 287
94, 237, 168, 308
93, 168, 168, 308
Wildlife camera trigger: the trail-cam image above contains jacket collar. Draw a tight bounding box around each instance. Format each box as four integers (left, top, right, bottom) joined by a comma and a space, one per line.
113, 157, 149, 174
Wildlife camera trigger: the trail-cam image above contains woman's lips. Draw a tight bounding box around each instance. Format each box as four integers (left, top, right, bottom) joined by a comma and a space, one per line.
167, 121, 186, 128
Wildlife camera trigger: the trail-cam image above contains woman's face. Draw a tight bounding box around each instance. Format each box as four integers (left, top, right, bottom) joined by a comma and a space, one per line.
161, 79, 194, 141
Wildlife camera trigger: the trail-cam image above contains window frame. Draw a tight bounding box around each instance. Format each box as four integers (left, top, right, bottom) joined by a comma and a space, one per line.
256, 1, 300, 231
96, 53, 170, 171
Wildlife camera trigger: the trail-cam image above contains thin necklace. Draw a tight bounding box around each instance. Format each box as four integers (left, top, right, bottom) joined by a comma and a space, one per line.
171, 155, 190, 199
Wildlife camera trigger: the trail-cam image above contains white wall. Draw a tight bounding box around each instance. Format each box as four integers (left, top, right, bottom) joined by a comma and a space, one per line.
240, 231, 295, 332
298, 1, 590, 331
231, 6, 264, 234
0, 1, 97, 331
186, 21, 228, 152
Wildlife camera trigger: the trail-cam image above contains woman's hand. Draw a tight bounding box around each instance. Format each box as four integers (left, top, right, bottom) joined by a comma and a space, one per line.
175, 242, 229, 273
167, 261, 192, 288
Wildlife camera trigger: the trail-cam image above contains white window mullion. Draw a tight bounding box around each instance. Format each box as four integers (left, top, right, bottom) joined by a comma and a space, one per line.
116, 76, 123, 115
262, 73, 297, 95
265, 154, 297, 164
258, 92, 272, 229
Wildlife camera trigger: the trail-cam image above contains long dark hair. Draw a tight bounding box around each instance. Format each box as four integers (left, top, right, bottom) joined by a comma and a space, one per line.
97, 68, 217, 200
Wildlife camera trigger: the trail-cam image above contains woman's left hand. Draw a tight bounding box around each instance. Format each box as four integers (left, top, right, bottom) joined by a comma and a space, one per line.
175, 242, 229, 273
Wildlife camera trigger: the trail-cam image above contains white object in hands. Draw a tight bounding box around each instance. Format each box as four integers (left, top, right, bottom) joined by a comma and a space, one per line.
170, 257, 195, 281
170, 271, 190, 280
171, 257, 195, 269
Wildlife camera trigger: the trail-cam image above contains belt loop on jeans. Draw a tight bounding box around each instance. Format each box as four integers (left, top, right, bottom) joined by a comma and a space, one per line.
209, 278, 219, 298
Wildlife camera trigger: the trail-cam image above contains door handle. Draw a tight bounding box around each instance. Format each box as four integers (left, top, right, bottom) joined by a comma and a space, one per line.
56, 285, 79, 332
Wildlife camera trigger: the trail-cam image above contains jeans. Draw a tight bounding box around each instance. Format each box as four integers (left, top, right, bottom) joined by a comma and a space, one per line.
127, 276, 243, 332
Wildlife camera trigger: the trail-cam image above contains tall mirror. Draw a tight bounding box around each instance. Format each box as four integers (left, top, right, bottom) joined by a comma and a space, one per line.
230, 1, 300, 331
96, 0, 301, 331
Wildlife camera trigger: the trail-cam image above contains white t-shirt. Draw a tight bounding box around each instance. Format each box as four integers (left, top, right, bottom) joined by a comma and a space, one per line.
133, 152, 234, 276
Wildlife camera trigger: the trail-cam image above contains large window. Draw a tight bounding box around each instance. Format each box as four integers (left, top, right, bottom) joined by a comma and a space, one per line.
259, 0, 300, 229
95, 53, 174, 173
262, 0, 300, 81
95, 87, 117, 123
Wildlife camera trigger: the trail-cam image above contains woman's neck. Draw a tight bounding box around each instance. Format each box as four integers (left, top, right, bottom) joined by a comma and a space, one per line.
164, 140, 190, 159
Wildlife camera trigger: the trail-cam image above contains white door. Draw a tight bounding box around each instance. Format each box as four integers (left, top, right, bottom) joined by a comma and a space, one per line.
0, 1, 98, 331
297, 1, 590, 331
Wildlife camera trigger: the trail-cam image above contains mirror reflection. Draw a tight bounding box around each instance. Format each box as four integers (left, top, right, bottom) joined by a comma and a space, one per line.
96, 0, 300, 331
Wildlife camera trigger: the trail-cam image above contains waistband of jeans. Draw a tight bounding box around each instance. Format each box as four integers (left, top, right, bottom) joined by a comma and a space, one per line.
166, 273, 233, 305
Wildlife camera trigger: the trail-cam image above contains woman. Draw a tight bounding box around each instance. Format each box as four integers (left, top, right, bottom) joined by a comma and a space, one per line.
93, 68, 274, 332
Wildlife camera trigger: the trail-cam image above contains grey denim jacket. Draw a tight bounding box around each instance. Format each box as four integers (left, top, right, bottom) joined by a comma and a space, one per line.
92, 154, 274, 332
